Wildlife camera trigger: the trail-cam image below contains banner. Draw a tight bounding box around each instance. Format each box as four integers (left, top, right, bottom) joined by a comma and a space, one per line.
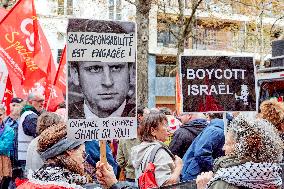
181, 56, 256, 112
54, 45, 66, 94
0, 8, 7, 20
67, 19, 137, 140
0, 0, 56, 99
2, 75, 13, 115
175, 72, 182, 115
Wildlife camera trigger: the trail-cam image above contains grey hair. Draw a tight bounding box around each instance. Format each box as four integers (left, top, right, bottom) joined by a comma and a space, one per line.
228, 114, 283, 163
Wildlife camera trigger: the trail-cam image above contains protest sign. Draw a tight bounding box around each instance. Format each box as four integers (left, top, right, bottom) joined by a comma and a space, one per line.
181, 56, 256, 112
67, 19, 137, 141
68, 117, 137, 141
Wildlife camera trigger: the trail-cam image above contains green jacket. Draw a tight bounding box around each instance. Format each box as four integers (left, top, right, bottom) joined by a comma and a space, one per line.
117, 138, 141, 179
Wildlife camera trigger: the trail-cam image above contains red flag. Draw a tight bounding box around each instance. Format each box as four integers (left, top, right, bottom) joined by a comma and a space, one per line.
0, 0, 56, 99
175, 72, 182, 115
0, 8, 7, 20
54, 46, 66, 94
2, 75, 13, 115
44, 55, 52, 108
44, 46, 66, 112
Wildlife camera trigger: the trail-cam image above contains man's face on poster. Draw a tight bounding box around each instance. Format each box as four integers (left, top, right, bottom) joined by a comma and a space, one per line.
72, 61, 132, 115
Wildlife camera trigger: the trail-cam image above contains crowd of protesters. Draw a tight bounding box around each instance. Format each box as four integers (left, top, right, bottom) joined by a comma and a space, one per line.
0, 92, 284, 189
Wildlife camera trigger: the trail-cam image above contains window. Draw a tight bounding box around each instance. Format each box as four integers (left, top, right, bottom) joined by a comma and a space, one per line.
66, 0, 73, 15
109, 0, 122, 20
157, 19, 178, 47
57, 0, 73, 16
57, 49, 63, 64
156, 64, 177, 77
58, 0, 64, 15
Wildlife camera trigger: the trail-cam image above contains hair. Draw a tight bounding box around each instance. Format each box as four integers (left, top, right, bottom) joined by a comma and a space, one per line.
159, 107, 172, 115
37, 112, 63, 135
139, 112, 168, 142
260, 98, 284, 132
27, 92, 44, 102
137, 105, 145, 116
38, 123, 84, 175
228, 114, 283, 163
207, 113, 223, 119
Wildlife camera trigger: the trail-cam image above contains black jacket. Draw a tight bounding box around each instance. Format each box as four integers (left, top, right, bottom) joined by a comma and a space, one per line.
169, 119, 207, 158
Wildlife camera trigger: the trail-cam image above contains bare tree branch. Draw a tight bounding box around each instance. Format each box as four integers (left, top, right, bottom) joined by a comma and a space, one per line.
183, 0, 203, 38
124, 0, 137, 7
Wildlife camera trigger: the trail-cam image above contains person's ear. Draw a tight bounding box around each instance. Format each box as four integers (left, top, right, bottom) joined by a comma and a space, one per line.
187, 114, 192, 121
66, 149, 75, 156
151, 127, 157, 138
70, 66, 80, 86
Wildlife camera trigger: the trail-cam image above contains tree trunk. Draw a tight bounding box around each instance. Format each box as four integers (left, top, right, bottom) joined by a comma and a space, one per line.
136, 1, 151, 107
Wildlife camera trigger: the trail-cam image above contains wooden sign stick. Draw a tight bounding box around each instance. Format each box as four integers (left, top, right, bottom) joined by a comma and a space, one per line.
100, 140, 107, 164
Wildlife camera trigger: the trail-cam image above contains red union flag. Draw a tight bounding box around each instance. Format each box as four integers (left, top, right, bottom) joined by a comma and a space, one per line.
1, 76, 13, 115
0, 8, 7, 20
54, 46, 66, 94
0, 0, 56, 98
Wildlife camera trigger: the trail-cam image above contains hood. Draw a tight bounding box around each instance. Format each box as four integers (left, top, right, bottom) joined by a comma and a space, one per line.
209, 118, 224, 130
183, 118, 207, 136
20, 105, 40, 116
131, 141, 162, 169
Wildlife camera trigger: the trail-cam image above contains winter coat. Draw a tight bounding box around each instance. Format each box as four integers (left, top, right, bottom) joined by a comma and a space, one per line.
25, 137, 43, 171
4, 116, 19, 164
169, 119, 207, 158
85, 140, 118, 176
0, 123, 15, 157
207, 156, 282, 189
20, 105, 41, 138
117, 138, 141, 179
131, 141, 176, 187
16, 164, 87, 189
182, 119, 225, 181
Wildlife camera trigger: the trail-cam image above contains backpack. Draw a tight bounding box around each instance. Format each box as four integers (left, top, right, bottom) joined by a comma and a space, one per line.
138, 145, 175, 189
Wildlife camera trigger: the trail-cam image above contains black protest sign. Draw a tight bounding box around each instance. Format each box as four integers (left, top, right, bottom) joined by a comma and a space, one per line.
181, 56, 256, 112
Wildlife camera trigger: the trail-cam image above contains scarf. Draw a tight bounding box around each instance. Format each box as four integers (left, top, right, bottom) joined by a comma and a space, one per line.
206, 162, 282, 189
29, 164, 87, 188
20, 105, 40, 116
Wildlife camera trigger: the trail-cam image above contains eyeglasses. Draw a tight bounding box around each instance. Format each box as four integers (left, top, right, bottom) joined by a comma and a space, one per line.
33, 99, 44, 102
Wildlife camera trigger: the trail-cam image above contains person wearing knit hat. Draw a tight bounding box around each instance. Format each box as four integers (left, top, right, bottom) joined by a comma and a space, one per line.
196, 114, 283, 189
25, 112, 63, 172
16, 123, 87, 189
259, 98, 284, 133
